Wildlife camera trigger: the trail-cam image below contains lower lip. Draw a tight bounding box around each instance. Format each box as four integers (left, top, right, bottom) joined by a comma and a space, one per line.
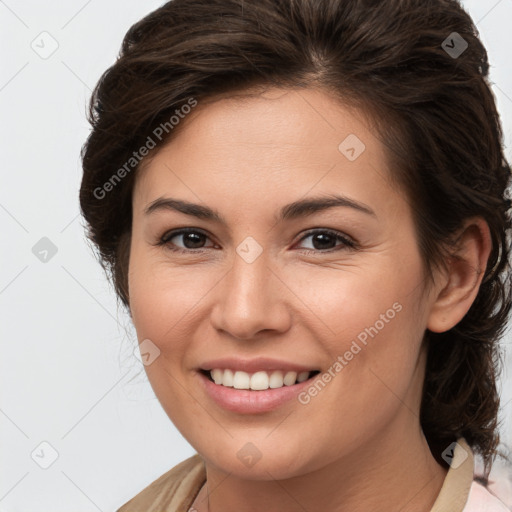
197, 371, 317, 414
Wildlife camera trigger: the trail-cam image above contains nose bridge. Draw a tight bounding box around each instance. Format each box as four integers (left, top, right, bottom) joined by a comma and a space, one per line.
212, 241, 289, 339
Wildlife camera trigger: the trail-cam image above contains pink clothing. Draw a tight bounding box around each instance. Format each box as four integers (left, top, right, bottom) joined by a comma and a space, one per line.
464, 481, 510, 511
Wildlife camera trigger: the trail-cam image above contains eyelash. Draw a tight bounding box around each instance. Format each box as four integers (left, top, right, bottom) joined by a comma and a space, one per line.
156, 228, 358, 254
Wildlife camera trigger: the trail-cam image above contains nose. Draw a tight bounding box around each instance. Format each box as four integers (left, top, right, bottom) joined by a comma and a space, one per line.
210, 248, 292, 340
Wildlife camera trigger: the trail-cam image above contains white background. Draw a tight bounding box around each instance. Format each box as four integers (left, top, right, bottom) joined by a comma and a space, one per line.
1, 1, 511, 510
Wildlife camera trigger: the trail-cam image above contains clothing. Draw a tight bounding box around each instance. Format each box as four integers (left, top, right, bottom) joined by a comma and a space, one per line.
116, 438, 510, 511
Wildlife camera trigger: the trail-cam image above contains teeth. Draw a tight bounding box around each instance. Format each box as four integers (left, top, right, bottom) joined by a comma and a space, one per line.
269, 370, 284, 388
283, 371, 297, 386
250, 371, 269, 391
233, 371, 250, 389
297, 371, 310, 383
208, 369, 313, 390
211, 369, 224, 385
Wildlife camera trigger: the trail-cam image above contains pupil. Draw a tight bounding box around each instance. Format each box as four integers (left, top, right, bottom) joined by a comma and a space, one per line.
313, 233, 334, 250
181, 233, 336, 250
184, 233, 205, 248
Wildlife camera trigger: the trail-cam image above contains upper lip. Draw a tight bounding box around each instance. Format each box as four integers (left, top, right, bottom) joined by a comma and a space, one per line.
199, 357, 319, 374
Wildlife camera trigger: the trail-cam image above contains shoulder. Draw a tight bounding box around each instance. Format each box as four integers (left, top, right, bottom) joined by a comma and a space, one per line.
463, 481, 510, 512
116, 453, 205, 512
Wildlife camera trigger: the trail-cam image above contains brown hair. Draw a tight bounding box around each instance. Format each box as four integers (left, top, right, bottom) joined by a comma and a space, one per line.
79, 0, 512, 472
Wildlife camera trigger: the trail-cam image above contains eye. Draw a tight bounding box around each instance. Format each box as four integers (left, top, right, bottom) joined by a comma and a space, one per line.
157, 227, 356, 254
157, 228, 216, 253
295, 229, 357, 253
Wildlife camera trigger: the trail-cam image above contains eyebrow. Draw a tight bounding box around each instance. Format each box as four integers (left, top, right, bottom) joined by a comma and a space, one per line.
144, 194, 376, 222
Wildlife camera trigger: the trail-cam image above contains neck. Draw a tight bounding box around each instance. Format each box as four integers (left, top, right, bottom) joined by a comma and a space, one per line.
194, 422, 448, 512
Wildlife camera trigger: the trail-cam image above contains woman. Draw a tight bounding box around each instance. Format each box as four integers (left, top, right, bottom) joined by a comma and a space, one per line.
79, 0, 512, 510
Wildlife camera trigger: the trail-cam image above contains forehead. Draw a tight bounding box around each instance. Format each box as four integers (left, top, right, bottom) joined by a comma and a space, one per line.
152, 87, 376, 156
133, 86, 398, 217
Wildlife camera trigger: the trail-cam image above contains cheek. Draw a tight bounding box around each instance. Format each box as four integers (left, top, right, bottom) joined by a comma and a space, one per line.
128, 246, 214, 345
127, 253, 206, 427
286, 259, 419, 346
285, 258, 427, 402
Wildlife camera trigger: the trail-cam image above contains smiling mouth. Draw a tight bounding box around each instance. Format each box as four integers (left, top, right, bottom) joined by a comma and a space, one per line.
200, 369, 321, 391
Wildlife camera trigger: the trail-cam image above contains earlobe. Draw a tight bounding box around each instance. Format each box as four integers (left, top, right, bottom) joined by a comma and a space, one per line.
426, 217, 492, 334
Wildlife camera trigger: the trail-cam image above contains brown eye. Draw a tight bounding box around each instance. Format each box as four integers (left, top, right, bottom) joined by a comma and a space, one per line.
159, 229, 215, 253
296, 229, 356, 252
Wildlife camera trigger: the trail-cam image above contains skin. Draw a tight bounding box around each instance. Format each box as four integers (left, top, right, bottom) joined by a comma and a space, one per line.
127, 86, 491, 512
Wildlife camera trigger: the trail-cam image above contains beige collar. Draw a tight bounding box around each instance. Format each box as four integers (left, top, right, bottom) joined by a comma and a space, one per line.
430, 438, 474, 512
117, 438, 475, 511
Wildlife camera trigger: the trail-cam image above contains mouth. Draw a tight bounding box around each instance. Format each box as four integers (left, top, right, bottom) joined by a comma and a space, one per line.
199, 368, 321, 391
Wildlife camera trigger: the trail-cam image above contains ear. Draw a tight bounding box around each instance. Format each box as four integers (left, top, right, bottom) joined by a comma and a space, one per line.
426, 217, 492, 333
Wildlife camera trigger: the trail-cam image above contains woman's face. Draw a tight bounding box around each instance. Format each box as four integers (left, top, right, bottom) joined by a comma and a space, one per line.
128, 87, 441, 478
